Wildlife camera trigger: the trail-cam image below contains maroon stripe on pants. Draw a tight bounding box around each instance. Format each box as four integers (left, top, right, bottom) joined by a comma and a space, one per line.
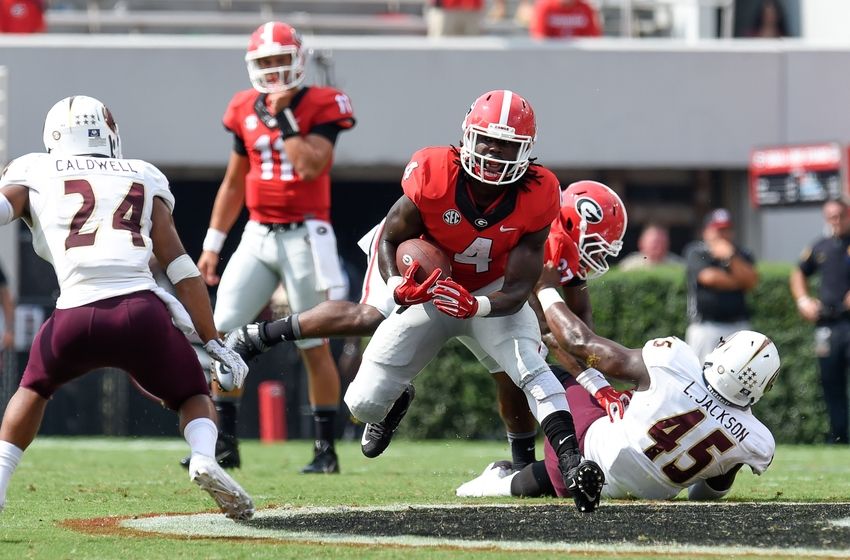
21, 290, 209, 410
544, 369, 607, 497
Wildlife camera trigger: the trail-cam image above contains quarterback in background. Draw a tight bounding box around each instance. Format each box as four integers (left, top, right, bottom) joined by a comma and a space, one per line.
195, 21, 356, 473
0, 96, 252, 519
344, 89, 605, 513
458, 258, 779, 501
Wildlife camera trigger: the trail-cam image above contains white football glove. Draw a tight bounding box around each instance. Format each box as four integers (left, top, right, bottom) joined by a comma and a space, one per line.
204, 339, 249, 392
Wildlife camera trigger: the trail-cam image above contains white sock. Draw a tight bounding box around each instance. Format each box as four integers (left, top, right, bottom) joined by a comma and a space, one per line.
0, 441, 24, 512
183, 417, 217, 459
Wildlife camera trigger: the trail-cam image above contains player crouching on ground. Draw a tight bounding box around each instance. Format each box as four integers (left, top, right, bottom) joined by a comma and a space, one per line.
0, 95, 253, 520
457, 259, 780, 501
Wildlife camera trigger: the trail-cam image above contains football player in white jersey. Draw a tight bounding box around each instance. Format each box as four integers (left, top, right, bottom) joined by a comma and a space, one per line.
457, 261, 779, 502
0, 96, 253, 520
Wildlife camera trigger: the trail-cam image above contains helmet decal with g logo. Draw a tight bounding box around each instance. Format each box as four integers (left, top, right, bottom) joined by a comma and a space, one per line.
575, 197, 604, 224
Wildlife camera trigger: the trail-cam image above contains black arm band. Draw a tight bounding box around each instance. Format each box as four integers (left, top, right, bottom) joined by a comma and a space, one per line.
276, 107, 301, 140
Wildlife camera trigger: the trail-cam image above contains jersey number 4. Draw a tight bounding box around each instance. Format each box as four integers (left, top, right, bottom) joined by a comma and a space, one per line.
65, 179, 145, 250
642, 408, 735, 484
454, 237, 493, 273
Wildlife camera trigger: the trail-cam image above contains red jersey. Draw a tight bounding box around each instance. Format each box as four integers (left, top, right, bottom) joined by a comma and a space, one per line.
401, 146, 559, 291
530, 0, 602, 39
546, 215, 585, 287
0, 0, 45, 33
222, 86, 355, 223
428, 0, 483, 9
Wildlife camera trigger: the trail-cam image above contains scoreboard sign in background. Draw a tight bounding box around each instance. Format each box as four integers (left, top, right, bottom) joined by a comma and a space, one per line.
749, 143, 846, 207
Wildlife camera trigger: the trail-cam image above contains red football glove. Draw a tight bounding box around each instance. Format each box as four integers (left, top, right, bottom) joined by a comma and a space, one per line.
432, 277, 479, 319
594, 387, 633, 422
393, 261, 441, 306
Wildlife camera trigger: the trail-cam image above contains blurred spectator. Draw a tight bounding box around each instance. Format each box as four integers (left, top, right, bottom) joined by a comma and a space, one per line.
742, 0, 789, 38
529, 0, 601, 39
0, 262, 13, 363
489, 0, 533, 27
684, 209, 759, 362
617, 223, 684, 271
0, 0, 45, 33
790, 199, 850, 444
425, 0, 484, 37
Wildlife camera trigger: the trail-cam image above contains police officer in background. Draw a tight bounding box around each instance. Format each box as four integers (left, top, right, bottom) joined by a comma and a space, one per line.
684, 208, 759, 362
790, 198, 850, 444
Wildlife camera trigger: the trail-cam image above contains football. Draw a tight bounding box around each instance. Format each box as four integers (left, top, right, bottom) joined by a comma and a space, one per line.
396, 238, 451, 283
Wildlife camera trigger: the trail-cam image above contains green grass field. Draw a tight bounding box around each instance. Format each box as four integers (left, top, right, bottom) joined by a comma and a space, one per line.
0, 438, 848, 560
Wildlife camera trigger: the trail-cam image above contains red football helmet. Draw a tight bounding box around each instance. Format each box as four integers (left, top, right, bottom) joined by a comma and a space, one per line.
245, 21, 305, 93
460, 90, 536, 185
559, 181, 627, 279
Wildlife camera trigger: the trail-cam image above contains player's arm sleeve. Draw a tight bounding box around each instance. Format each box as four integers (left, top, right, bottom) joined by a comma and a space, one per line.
312, 89, 356, 134
0, 154, 38, 189
146, 164, 175, 213
221, 94, 247, 156
688, 464, 743, 500
528, 176, 561, 231
796, 244, 817, 277
400, 151, 428, 205
308, 122, 345, 145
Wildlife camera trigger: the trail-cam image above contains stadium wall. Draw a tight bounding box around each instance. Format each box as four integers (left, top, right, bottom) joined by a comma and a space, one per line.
0, 35, 848, 170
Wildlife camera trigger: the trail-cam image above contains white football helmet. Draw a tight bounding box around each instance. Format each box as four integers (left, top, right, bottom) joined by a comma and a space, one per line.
42, 95, 122, 158
702, 330, 781, 408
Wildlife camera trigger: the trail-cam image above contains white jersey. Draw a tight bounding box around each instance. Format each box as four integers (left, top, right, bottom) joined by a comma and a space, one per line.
0, 152, 175, 309
583, 336, 775, 500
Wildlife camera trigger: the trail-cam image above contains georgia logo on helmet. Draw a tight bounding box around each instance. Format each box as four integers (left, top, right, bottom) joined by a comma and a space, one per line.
702, 330, 781, 408
42, 95, 122, 159
460, 90, 536, 186
245, 21, 305, 93
559, 180, 627, 279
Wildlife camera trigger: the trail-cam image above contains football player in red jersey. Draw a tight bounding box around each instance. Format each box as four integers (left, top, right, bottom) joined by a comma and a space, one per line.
341, 89, 605, 513
193, 21, 356, 474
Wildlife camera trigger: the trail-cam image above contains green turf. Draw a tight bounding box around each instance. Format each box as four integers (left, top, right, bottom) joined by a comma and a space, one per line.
0, 438, 848, 559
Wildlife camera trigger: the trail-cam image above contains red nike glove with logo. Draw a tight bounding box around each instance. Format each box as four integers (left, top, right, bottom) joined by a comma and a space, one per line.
432, 277, 479, 319
594, 387, 633, 422
393, 261, 441, 306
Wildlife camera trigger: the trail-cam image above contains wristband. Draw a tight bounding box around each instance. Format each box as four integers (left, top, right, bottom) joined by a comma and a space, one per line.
202, 228, 226, 254
536, 287, 564, 312
576, 367, 611, 394
796, 295, 813, 307
474, 296, 491, 317
277, 107, 301, 140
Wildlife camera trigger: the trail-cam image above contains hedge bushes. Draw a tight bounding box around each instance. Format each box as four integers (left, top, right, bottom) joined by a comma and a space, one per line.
403, 263, 830, 444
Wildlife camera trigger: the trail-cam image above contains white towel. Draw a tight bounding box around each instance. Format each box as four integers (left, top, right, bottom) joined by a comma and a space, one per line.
305, 219, 346, 292
151, 285, 196, 335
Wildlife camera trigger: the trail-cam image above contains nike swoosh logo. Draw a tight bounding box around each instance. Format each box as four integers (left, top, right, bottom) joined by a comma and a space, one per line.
500, 225, 518, 232
361, 429, 371, 446
558, 435, 575, 446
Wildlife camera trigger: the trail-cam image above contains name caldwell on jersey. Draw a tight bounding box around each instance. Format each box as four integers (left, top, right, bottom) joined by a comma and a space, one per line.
55, 158, 139, 173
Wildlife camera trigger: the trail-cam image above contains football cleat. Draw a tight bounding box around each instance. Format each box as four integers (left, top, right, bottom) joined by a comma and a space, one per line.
189, 454, 254, 521
455, 460, 515, 497
360, 384, 415, 458
180, 432, 241, 470
300, 440, 340, 474
225, 322, 270, 363
559, 454, 605, 513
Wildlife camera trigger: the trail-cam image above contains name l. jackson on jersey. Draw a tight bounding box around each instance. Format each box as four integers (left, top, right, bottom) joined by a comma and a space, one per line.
682, 381, 752, 443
